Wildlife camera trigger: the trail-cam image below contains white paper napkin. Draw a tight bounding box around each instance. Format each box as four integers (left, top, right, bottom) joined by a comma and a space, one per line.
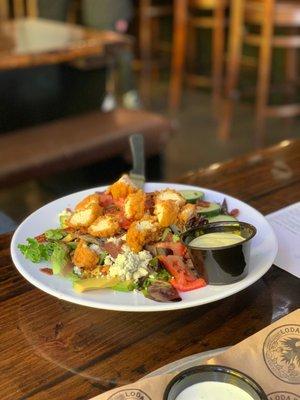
267, 202, 300, 278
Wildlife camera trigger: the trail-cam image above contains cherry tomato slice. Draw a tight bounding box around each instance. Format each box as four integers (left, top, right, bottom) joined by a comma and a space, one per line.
156, 242, 187, 257
171, 277, 206, 292
158, 255, 206, 292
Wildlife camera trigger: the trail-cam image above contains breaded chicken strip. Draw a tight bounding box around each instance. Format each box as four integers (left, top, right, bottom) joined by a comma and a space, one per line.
88, 215, 120, 238
178, 203, 196, 225
154, 200, 179, 227
155, 189, 186, 207
75, 193, 101, 211
107, 174, 138, 200
73, 240, 99, 270
124, 190, 146, 220
68, 203, 101, 228
126, 216, 162, 252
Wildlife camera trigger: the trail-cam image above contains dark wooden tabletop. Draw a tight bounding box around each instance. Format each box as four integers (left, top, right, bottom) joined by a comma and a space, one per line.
1, 138, 300, 400
0, 18, 131, 70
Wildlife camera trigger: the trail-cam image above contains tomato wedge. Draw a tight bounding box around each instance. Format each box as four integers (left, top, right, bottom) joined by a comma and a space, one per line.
155, 242, 187, 257
171, 278, 206, 292
158, 255, 206, 292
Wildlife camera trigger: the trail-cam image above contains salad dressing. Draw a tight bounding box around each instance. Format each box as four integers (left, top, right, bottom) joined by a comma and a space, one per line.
175, 381, 255, 400
189, 231, 244, 248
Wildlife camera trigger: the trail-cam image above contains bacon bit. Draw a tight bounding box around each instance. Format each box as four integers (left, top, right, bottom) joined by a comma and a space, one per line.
99, 193, 114, 207
114, 198, 125, 208
229, 208, 240, 217
35, 234, 46, 243
65, 227, 76, 233
196, 200, 211, 207
103, 241, 123, 259
145, 193, 155, 213
101, 266, 110, 275
77, 227, 89, 234
40, 267, 53, 275
119, 213, 132, 230
105, 204, 119, 213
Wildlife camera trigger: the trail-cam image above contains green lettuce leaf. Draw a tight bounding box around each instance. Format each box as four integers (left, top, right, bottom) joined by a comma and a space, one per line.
18, 238, 55, 263
45, 229, 66, 241
51, 243, 70, 275
172, 234, 181, 242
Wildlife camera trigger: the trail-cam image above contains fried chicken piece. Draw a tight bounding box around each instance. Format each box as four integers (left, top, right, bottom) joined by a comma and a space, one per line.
126, 216, 162, 252
107, 174, 138, 200
155, 189, 186, 207
124, 190, 146, 221
75, 193, 101, 211
154, 200, 179, 227
67, 203, 101, 228
88, 215, 120, 238
73, 240, 99, 270
178, 203, 196, 225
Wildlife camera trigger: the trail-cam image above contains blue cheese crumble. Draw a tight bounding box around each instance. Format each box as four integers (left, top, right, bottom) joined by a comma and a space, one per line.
108, 248, 152, 282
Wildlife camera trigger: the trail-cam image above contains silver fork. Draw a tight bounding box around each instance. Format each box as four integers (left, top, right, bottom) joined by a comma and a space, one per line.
129, 134, 145, 189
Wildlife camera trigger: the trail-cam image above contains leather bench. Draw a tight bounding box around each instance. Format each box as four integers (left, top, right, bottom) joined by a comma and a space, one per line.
0, 108, 172, 187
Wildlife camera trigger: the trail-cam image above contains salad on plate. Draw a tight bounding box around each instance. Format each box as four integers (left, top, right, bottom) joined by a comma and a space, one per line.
18, 175, 239, 303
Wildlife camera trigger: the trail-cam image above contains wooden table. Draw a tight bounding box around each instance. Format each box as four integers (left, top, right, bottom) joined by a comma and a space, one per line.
1, 139, 300, 400
0, 17, 131, 70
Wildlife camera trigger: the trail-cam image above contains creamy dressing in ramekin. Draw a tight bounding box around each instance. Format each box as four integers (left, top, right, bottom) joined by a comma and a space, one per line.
175, 381, 255, 400
189, 232, 244, 248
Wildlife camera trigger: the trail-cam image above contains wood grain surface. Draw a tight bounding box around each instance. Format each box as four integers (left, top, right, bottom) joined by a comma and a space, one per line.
1, 139, 299, 400
0, 18, 131, 70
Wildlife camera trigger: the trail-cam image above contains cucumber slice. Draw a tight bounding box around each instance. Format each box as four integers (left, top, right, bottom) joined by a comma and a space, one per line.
208, 214, 237, 223
197, 202, 221, 217
180, 190, 204, 203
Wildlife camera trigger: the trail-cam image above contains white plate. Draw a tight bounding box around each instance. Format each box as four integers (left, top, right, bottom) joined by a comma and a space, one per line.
145, 347, 229, 378
11, 183, 278, 312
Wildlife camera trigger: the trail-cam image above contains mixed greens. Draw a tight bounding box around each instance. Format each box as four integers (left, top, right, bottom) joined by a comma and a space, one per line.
18, 176, 239, 303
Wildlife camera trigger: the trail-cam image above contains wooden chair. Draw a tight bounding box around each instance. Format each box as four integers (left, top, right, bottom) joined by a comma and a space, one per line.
169, 0, 228, 111
138, 0, 173, 103
139, 0, 173, 63
220, 0, 300, 145
0, 0, 38, 19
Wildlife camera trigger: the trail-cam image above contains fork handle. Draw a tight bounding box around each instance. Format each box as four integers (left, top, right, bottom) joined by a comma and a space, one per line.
129, 134, 145, 176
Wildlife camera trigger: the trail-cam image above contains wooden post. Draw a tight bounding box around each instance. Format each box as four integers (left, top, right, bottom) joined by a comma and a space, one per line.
255, 0, 275, 147
212, 0, 226, 109
169, 0, 188, 112
0, 1, 9, 19
218, 0, 245, 140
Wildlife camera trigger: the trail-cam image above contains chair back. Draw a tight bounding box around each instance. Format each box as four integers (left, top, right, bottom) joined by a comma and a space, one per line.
0, 0, 38, 20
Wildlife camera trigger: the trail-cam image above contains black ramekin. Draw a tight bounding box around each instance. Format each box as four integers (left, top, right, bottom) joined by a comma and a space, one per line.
181, 221, 257, 285
163, 365, 267, 400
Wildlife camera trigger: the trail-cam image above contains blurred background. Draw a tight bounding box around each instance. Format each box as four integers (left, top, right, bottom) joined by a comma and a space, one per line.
0, 0, 299, 229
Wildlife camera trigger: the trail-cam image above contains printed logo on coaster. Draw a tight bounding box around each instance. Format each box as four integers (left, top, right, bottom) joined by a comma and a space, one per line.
263, 324, 300, 384
107, 389, 152, 400
268, 392, 300, 400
